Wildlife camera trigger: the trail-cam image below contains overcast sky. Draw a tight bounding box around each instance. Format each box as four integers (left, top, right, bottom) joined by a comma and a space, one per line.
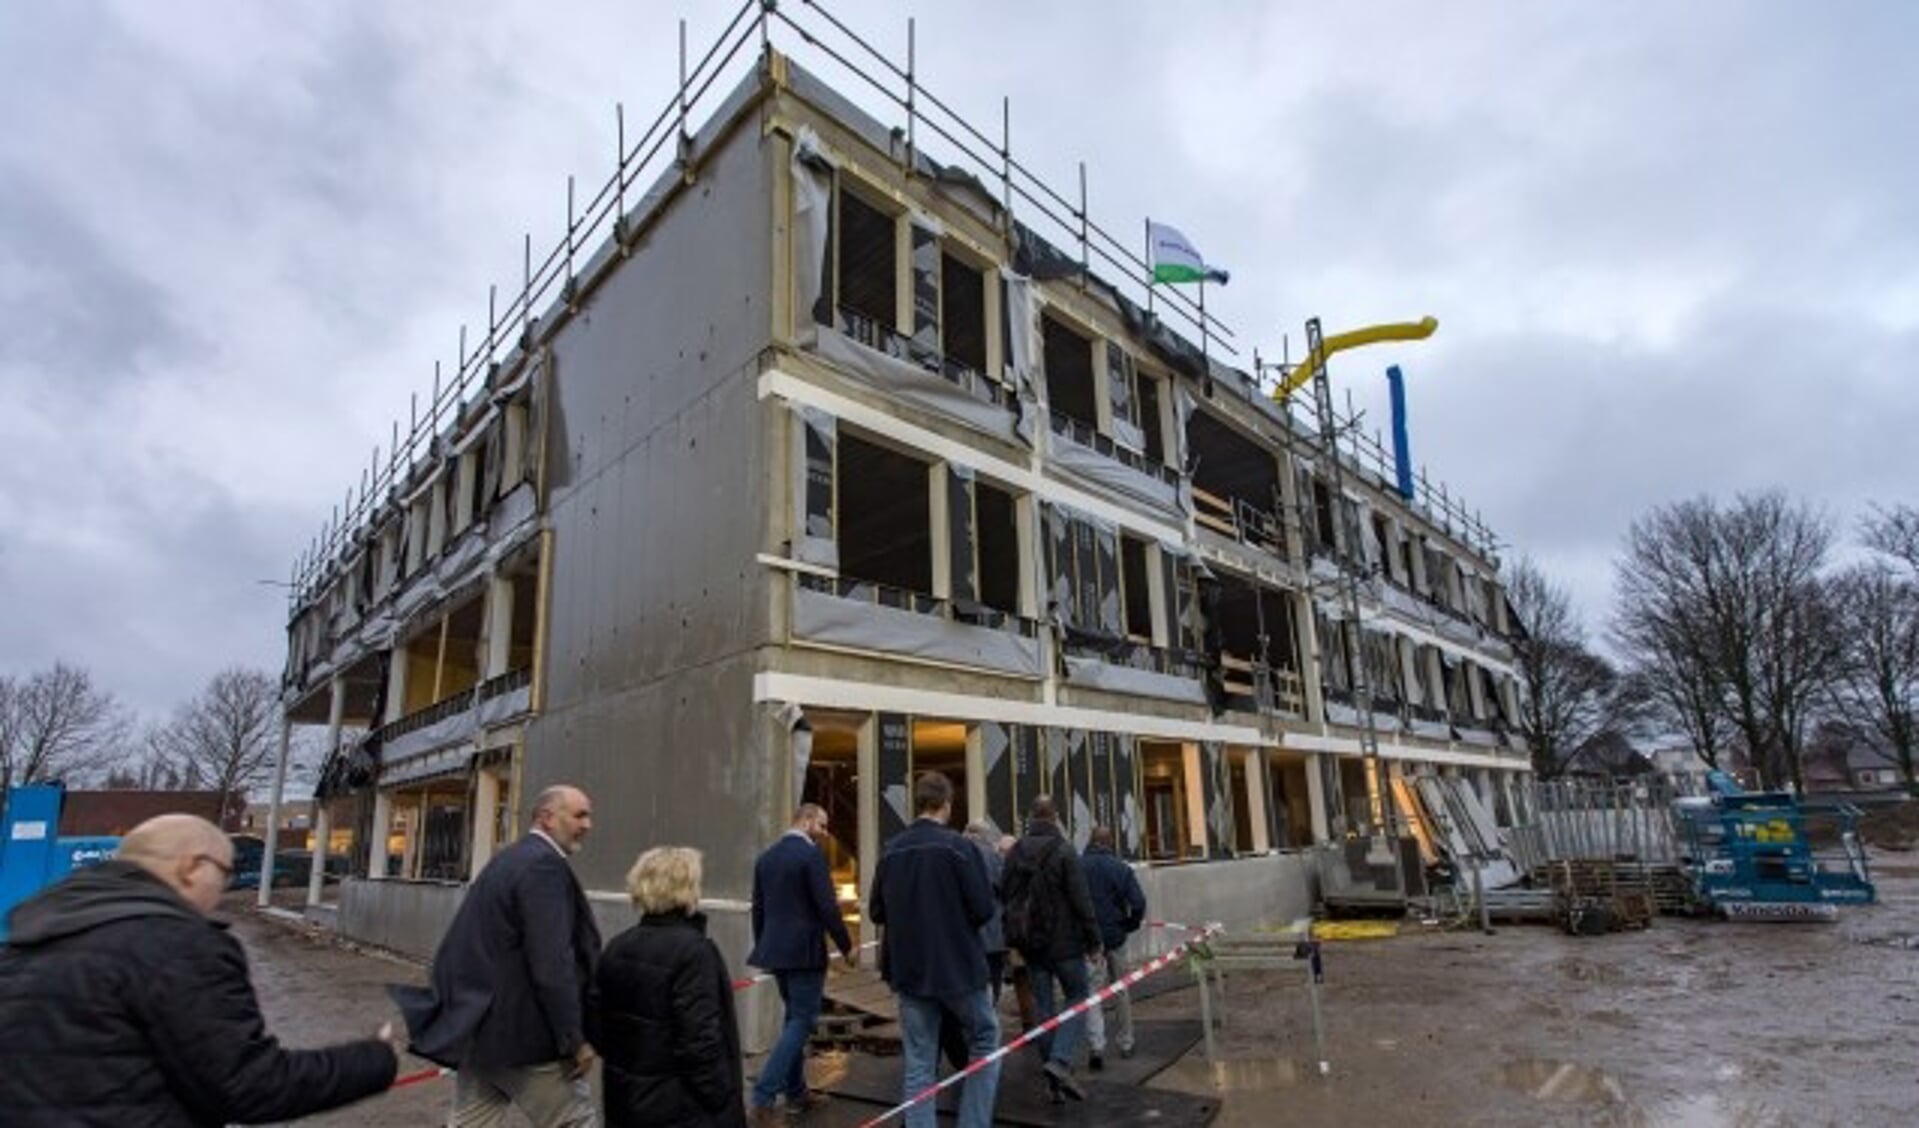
3, 0, 1915, 719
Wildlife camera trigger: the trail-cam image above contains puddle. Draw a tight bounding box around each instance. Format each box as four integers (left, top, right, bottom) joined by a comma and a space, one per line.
1156, 1056, 1305, 1093
1501, 1061, 1789, 1126
1848, 932, 1919, 950
1500, 1059, 1627, 1104
1634, 1092, 1788, 1127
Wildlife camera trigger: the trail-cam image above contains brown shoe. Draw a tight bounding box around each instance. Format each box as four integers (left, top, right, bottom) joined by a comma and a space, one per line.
748, 1105, 784, 1128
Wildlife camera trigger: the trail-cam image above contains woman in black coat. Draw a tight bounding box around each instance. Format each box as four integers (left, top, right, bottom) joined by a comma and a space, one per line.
595, 846, 747, 1128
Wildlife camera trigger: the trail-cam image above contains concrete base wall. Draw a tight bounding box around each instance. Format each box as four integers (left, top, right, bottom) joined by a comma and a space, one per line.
338, 852, 1318, 1053
335, 879, 783, 1053
337, 878, 468, 961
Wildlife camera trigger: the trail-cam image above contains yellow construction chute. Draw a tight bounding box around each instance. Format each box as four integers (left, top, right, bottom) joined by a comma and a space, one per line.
1272, 316, 1439, 400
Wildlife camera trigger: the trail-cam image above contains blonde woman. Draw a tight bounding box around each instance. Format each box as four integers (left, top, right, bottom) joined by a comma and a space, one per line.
594, 847, 746, 1127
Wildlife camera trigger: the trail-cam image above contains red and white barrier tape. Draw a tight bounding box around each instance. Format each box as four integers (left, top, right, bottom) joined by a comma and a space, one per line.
853, 922, 1224, 1128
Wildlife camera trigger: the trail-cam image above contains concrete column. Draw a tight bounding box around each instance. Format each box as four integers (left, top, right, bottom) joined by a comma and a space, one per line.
485, 574, 515, 679
258, 716, 293, 909
1304, 752, 1330, 844
472, 766, 500, 872
384, 646, 409, 725
856, 716, 878, 913
369, 791, 392, 880
1242, 751, 1272, 853
305, 802, 331, 906
300, 676, 347, 898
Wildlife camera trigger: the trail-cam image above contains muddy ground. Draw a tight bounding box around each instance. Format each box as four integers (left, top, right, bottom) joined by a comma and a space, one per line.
238, 863, 1919, 1126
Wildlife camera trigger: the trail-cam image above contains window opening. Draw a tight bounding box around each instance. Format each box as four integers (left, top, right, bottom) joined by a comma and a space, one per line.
837, 433, 932, 594
941, 253, 987, 377
1041, 316, 1098, 429
975, 481, 1021, 617
1120, 535, 1152, 640
836, 189, 896, 335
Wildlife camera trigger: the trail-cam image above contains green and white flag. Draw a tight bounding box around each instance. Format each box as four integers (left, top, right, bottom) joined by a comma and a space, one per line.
1148, 220, 1229, 285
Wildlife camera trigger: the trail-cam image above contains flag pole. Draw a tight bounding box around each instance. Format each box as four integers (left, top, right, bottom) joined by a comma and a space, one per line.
1198, 276, 1208, 364
1144, 218, 1155, 315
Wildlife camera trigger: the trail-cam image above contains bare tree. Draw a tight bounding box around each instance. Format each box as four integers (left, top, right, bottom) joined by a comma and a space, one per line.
1863, 503, 1919, 577
0, 663, 129, 793
1612, 493, 1836, 791
149, 669, 281, 806
1507, 557, 1616, 776
1829, 561, 1919, 788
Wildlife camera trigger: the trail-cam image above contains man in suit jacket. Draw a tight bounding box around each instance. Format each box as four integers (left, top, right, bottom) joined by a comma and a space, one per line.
396, 785, 602, 1128
745, 803, 854, 1126
868, 773, 1000, 1128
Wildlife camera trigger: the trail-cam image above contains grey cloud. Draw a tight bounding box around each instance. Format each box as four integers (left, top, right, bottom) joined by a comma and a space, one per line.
0, 172, 203, 390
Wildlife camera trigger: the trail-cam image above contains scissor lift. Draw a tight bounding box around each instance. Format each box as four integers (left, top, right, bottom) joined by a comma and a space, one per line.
1674, 783, 1875, 921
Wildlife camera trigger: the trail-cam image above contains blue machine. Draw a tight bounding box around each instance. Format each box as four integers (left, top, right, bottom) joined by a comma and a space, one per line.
1673, 773, 1876, 921
0, 785, 121, 941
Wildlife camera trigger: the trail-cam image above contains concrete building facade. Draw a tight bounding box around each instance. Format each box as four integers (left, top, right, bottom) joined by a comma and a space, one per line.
276, 13, 1529, 974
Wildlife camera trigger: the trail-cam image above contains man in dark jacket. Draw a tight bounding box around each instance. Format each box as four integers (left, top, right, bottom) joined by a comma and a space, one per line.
745, 802, 855, 1125
1001, 795, 1100, 1102
1080, 825, 1146, 1068
0, 813, 398, 1126
396, 784, 602, 1127
868, 772, 1001, 1128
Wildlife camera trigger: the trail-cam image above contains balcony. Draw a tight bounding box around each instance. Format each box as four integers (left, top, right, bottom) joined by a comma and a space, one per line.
1059, 634, 1207, 705
370, 667, 533, 782
1215, 651, 1305, 717
1191, 487, 1285, 559
1044, 410, 1184, 519
792, 572, 1042, 677
814, 306, 1024, 445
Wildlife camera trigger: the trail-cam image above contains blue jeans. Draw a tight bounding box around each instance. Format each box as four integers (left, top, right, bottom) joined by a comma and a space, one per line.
898, 988, 1001, 1128
1027, 955, 1091, 1069
752, 969, 826, 1108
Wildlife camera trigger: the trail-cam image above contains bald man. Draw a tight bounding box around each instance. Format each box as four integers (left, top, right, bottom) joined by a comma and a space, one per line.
397, 784, 602, 1127
0, 813, 398, 1125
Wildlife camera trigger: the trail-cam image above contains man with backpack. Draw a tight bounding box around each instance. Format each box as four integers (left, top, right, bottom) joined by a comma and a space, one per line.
1000, 795, 1099, 1103
1080, 825, 1146, 1069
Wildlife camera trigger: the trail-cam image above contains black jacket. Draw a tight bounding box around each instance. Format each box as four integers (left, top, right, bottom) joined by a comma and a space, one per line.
747, 832, 852, 972
396, 834, 602, 1068
868, 817, 994, 998
594, 912, 747, 1128
1001, 819, 1100, 964
0, 861, 396, 1127
1081, 843, 1147, 951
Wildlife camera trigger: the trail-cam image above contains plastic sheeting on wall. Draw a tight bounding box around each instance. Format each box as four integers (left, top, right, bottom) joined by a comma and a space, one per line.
789, 583, 1043, 676
877, 712, 912, 847
1060, 654, 1207, 704
1199, 741, 1234, 859
791, 405, 838, 568
1012, 724, 1043, 828
946, 464, 977, 605
814, 330, 1023, 446
1105, 341, 1145, 454
1089, 731, 1115, 842
980, 720, 1015, 837
1113, 734, 1142, 860
910, 220, 941, 360
1045, 425, 1185, 520
790, 127, 835, 341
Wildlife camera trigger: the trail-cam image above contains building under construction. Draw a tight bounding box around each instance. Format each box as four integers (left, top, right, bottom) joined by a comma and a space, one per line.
273, 3, 1531, 969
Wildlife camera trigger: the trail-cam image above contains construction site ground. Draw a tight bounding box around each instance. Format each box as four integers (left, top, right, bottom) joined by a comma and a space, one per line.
240, 860, 1919, 1126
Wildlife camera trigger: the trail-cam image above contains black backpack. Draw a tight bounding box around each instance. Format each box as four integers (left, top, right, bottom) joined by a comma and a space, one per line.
1001, 837, 1061, 953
